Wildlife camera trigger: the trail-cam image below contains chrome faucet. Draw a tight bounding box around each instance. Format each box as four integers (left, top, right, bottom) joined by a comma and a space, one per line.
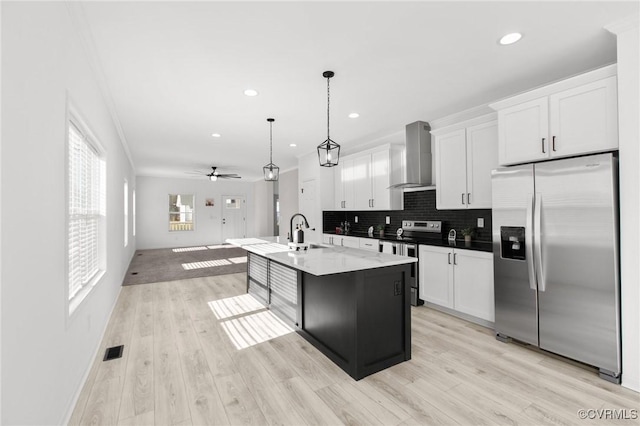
289, 213, 311, 242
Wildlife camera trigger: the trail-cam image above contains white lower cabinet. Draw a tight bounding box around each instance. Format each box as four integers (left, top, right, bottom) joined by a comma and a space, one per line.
419, 245, 494, 323
322, 233, 360, 248
359, 238, 380, 251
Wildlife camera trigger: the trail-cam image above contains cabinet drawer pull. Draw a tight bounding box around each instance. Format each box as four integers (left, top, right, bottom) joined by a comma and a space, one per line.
453, 253, 457, 265
467, 193, 471, 205
552, 136, 556, 152
542, 138, 546, 154
461, 193, 465, 205
448, 253, 452, 264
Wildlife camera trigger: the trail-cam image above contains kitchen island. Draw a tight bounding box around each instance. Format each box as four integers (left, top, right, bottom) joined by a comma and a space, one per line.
226, 237, 417, 380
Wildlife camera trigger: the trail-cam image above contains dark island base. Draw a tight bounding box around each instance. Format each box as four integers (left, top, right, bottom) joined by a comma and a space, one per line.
296, 264, 412, 380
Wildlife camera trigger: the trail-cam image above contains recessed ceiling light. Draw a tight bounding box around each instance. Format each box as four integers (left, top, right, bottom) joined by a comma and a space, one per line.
289, 143, 297, 147
244, 89, 259, 97
211, 133, 221, 138
348, 113, 360, 119
499, 32, 522, 45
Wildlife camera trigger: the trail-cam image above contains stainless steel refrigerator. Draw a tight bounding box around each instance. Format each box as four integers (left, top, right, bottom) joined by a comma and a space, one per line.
491, 152, 620, 383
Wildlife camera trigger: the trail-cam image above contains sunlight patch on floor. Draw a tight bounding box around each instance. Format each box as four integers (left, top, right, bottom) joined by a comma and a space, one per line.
228, 256, 247, 264
207, 245, 230, 250
208, 293, 265, 320
172, 246, 209, 253
182, 259, 231, 270
220, 310, 293, 350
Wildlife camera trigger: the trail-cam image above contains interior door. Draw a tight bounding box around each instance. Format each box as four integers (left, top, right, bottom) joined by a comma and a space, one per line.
221, 195, 246, 242
491, 164, 537, 345
535, 154, 620, 375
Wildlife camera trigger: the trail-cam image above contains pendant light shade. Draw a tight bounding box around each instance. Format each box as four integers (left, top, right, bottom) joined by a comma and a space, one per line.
263, 118, 279, 181
317, 71, 340, 167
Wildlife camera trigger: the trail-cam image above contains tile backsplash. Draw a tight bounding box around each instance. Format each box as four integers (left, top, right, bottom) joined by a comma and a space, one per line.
323, 190, 493, 242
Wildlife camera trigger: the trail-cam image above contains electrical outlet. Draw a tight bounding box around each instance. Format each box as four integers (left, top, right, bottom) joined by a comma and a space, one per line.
477, 218, 485, 228
394, 281, 402, 296
355, 216, 358, 223
386, 216, 390, 224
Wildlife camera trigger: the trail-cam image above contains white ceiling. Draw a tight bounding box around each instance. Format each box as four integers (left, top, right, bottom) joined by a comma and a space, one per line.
79, 1, 638, 181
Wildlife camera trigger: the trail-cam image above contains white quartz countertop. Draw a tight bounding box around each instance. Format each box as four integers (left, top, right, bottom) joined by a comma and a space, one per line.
226, 236, 417, 276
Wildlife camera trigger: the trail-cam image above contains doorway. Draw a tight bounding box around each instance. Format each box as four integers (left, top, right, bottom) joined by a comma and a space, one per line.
221, 195, 246, 242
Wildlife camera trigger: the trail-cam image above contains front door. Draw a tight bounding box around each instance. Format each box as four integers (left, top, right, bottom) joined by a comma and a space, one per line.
221, 195, 246, 243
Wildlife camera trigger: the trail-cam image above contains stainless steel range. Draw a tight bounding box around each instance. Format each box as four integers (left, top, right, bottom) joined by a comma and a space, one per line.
380, 220, 442, 306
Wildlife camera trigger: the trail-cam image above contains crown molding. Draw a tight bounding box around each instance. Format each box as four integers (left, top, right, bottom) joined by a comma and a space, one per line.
65, 1, 135, 171
605, 15, 640, 35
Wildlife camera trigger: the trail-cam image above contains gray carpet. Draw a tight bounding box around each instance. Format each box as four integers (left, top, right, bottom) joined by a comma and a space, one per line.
122, 245, 248, 286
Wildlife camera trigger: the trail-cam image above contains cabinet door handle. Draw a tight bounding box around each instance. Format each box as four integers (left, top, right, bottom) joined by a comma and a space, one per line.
461, 193, 465, 205
542, 138, 546, 154
467, 193, 471, 205
552, 136, 556, 152
454, 253, 457, 265
371, 199, 374, 208
448, 253, 452, 264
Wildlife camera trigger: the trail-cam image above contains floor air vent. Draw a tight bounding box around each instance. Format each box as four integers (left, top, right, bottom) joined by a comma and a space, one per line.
103, 345, 124, 361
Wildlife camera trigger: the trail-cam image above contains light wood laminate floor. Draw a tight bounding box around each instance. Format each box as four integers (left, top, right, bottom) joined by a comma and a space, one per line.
70, 273, 639, 425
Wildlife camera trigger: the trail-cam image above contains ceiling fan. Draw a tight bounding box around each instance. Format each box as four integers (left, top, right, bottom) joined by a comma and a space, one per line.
187, 166, 241, 181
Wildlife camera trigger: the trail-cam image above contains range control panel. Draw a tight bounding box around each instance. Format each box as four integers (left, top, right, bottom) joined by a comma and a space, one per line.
402, 220, 442, 233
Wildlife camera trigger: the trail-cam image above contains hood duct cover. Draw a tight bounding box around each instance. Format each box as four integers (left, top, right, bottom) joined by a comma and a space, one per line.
389, 121, 432, 189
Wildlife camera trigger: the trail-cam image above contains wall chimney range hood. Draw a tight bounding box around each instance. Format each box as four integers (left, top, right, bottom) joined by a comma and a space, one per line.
389, 121, 433, 190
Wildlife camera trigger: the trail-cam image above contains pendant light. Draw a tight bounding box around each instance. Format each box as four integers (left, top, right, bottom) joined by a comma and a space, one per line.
317, 70, 340, 167
263, 118, 279, 181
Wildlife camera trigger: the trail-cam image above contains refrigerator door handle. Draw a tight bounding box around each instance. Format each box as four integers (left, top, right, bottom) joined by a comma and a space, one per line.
526, 192, 537, 290
534, 192, 546, 292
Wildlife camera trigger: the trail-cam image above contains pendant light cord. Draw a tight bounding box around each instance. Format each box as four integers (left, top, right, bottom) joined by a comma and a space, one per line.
269, 121, 273, 164
326, 76, 331, 141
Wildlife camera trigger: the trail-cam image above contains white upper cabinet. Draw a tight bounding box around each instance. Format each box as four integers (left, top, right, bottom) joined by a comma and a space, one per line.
548, 77, 618, 158
333, 145, 403, 211
490, 65, 618, 166
466, 121, 500, 208
498, 97, 549, 165
434, 117, 498, 210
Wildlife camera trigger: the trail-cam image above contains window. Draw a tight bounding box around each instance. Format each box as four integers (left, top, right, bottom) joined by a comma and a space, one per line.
169, 194, 194, 231
67, 118, 106, 313
124, 179, 129, 247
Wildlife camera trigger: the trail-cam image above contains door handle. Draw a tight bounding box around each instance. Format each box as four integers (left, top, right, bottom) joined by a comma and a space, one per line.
525, 193, 536, 291
534, 192, 545, 292
467, 193, 471, 205
461, 193, 465, 205
542, 138, 546, 154
552, 136, 556, 152
453, 253, 457, 265
448, 253, 452, 264
371, 199, 374, 208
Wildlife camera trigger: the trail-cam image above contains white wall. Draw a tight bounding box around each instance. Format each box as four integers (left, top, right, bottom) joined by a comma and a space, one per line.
298, 152, 334, 243
607, 18, 640, 392
252, 180, 275, 238
136, 176, 255, 249
1, 3, 136, 424
278, 169, 299, 240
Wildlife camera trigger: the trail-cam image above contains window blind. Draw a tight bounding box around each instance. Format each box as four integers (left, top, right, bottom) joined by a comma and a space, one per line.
68, 122, 105, 300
